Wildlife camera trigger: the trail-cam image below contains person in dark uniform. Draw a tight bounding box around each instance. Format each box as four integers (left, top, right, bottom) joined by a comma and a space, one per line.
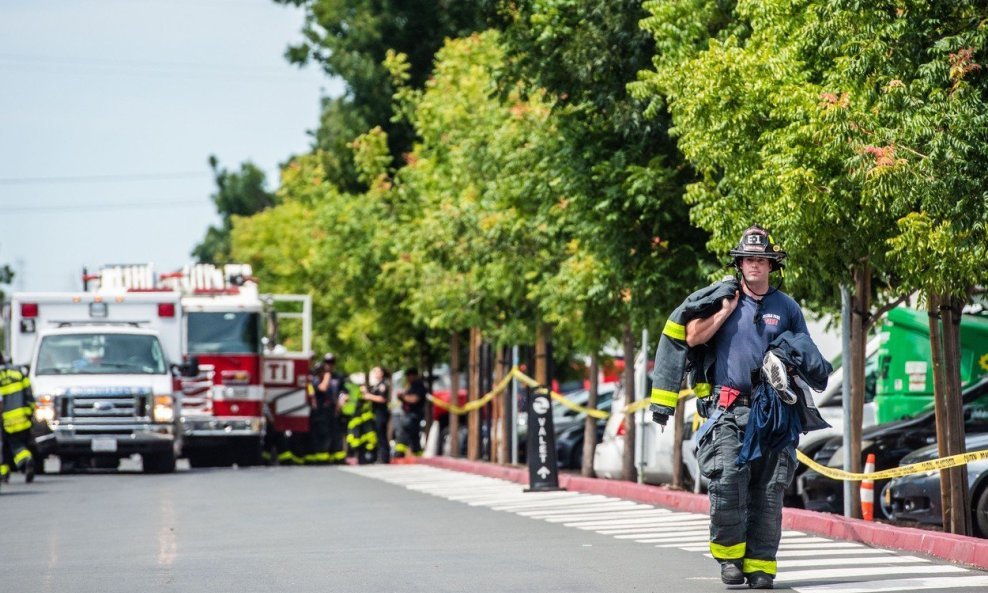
394, 367, 428, 458
360, 366, 390, 464
307, 353, 347, 464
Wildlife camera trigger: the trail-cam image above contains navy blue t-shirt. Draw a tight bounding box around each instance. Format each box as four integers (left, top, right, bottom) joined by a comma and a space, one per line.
710, 289, 808, 393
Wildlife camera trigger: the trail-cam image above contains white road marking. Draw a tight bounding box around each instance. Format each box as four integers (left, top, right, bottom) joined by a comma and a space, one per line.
792, 575, 988, 592
776, 564, 967, 581
342, 465, 987, 593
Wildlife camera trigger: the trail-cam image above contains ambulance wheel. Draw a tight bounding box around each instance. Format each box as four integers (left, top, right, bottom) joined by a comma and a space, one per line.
58, 456, 79, 474
143, 451, 176, 474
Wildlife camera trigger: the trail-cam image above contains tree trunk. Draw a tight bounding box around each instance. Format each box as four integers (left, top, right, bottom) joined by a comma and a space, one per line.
450, 331, 461, 458
582, 350, 599, 477
535, 324, 550, 387
929, 295, 954, 530
941, 297, 971, 536
496, 346, 510, 464
621, 322, 638, 482
848, 260, 870, 518
467, 327, 481, 461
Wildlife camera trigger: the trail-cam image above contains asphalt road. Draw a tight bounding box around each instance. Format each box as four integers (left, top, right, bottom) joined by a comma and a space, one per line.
3, 460, 988, 593
0, 460, 709, 593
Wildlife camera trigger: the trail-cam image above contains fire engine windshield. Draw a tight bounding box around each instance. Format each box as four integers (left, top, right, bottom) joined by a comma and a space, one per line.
186, 312, 261, 355
35, 333, 168, 375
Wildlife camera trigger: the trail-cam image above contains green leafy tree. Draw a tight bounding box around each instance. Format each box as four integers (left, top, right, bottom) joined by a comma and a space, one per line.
493, 0, 712, 478
193, 156, 278, 263
229, 148, 427, 373
634, 0, 988, 529
385, 33, 569, 347
275, 0, 494, 190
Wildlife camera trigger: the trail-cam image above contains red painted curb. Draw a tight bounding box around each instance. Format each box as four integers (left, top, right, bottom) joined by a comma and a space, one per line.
417, 456, 988, 571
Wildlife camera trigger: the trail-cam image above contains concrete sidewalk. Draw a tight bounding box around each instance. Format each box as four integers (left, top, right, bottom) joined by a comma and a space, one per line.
418, 456, 988, 571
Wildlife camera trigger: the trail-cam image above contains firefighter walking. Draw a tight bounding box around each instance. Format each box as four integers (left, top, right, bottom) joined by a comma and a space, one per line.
650, 225, 830, 589
1, 363, 36, 484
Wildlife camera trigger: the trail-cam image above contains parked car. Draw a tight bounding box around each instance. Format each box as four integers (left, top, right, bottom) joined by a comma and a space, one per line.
884, 433, 988, 537
555, 416, 606, 471
517, 383, 616, 464
593, 379, 702, 489
798, 376, 988, 520
781, 340, 880, 506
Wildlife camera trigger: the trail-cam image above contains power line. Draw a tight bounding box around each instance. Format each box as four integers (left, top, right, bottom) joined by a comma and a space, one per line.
0, 172, 211, 186
5, 199, 211, 213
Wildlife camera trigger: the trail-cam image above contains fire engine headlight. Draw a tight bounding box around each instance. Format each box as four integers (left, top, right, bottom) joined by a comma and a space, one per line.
153, 395, 175, 423
35, 394, 55, 423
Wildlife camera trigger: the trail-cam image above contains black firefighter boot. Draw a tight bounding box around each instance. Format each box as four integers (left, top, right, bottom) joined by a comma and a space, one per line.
747, 571, 774, 589
720, 561, 744, 585
24, 457, 35, 483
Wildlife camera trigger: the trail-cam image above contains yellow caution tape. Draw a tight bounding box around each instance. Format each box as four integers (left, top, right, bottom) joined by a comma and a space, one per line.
428, 366, 695, 421
427, 371, 514, 415
796, 447, 988, 482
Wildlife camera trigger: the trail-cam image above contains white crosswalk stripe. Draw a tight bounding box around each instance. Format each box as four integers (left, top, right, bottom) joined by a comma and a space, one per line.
342, 465, 988, 593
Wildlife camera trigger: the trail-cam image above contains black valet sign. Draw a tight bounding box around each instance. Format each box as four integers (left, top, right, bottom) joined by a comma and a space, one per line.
525, 387, 563, 492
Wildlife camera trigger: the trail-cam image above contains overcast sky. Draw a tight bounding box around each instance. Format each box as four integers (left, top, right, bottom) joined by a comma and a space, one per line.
1, 0, 341, 291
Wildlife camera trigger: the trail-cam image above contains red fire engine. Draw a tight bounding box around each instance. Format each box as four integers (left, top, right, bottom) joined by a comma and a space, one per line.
87, 264, 312, 467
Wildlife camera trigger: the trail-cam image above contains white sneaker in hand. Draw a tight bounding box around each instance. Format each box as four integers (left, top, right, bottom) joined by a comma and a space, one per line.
762, 351, 796, 404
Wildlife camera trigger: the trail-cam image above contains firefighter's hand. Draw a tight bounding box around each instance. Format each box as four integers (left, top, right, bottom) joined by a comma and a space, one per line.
722, 291, 739, 315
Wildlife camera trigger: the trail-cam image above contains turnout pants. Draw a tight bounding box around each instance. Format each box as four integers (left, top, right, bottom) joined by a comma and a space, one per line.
394, 412, 422, 457
1, 428, 33, 478
373, 410, 390, 464
696, 407, 796, 578
346, 403, 378, 464
309, 406, 345, 464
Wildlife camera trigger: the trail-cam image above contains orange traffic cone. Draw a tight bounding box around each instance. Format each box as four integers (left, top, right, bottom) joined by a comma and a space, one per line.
860, 452, 876, 521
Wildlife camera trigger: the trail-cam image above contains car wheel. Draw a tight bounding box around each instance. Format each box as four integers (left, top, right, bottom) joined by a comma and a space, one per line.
569, 444, 584, 471
878, 481, 895, 520
974, 485, 988, 538
874, 479, 894, 521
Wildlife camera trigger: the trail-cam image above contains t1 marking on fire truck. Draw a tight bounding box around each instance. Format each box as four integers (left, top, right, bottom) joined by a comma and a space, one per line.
263, 360, 295, 385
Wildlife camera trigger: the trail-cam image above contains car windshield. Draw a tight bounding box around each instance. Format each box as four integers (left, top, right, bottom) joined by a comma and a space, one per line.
187, 312, 261, 355
35, 333, 167, 375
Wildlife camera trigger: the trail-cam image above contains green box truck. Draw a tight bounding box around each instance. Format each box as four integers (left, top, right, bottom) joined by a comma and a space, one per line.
875, 306, 988, 424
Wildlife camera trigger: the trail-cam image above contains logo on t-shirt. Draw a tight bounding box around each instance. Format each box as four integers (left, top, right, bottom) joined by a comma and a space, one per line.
762, 313, 781, 326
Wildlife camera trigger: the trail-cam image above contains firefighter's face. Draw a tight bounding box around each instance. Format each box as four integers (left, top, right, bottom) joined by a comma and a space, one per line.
740, 257, 770, 283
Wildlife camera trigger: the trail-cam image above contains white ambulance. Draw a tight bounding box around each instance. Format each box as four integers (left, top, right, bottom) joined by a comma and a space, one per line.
6, 286, 183, 473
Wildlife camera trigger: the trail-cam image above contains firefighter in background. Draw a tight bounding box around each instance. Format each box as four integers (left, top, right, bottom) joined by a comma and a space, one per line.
346, 372, 377, 464
1, 362, 36, 483
360, 366, 390, 464
306, 353, 347, 464
394, 367, 428, 458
